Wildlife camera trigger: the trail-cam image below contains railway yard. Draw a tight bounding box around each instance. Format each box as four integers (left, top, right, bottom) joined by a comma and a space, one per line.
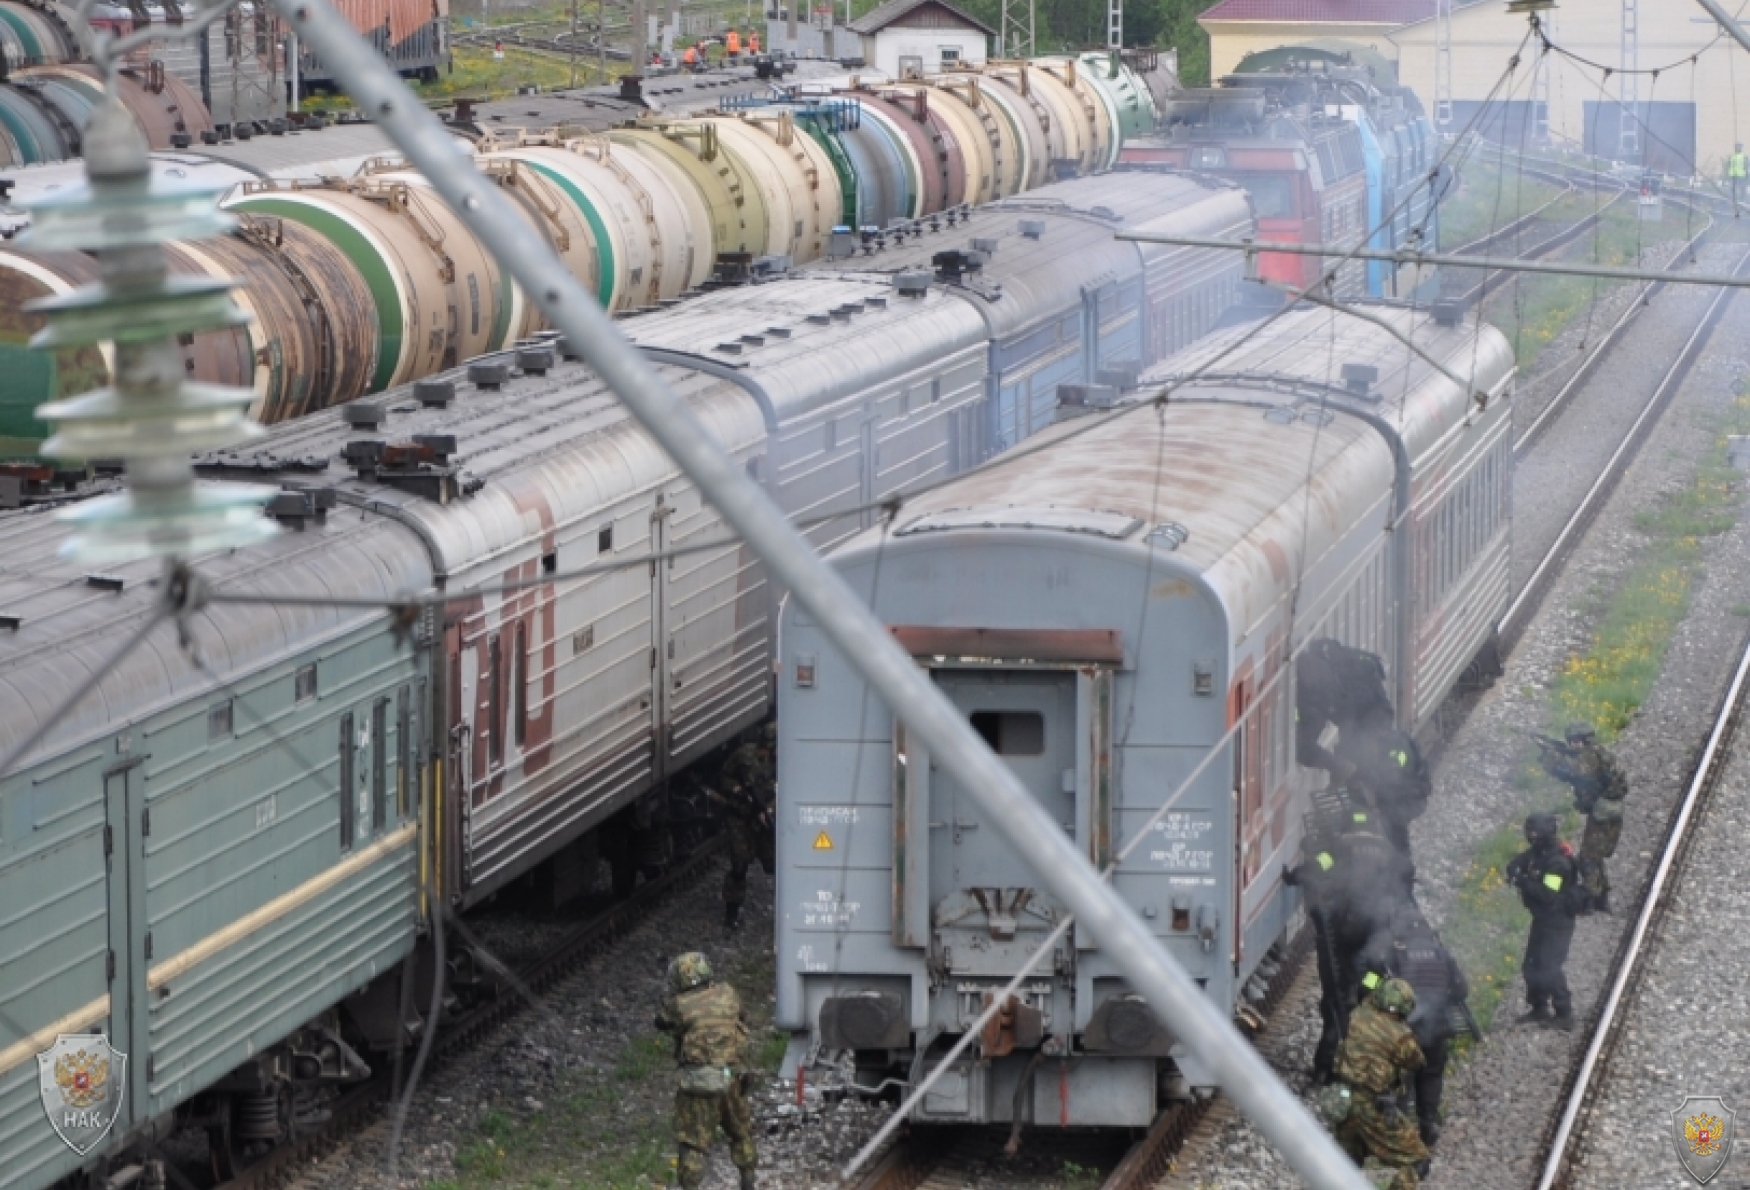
14, 0, 1750, 1186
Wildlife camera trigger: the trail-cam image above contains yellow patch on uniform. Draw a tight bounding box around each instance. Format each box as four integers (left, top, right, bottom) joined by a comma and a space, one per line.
813, 831, 833, 850
1543, 873, 1564, 891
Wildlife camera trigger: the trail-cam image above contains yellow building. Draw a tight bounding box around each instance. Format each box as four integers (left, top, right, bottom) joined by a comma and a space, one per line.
1391, 2, 1742, 176
1198, 0, 1433, 80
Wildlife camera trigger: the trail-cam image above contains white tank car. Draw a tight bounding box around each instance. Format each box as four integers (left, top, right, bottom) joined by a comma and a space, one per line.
774, 302, 1516, 1127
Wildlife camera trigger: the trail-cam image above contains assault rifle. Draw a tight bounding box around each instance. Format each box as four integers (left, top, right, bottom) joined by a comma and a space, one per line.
1524, 730, 1579, 758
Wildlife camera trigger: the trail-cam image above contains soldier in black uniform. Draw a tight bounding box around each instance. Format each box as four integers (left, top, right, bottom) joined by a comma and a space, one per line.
1287, 805, 1416, 1083
1359, 904, 1473, 1148
716, 724, 776, 930
1296, 639, 1396, 780
1505, 813, 1581, 1030
1337, 725, 1431, 858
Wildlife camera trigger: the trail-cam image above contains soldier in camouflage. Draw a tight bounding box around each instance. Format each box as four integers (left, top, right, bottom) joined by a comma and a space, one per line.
1536, 723, 1627, 913
717, 724, 776, 930
1331, 977, 1431, 1189
1358, 905, 1473, 1148
655, 952, 758, 1190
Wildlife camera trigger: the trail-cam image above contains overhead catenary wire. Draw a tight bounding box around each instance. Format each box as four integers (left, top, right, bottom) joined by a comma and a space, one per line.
263, 4, 1416, 1187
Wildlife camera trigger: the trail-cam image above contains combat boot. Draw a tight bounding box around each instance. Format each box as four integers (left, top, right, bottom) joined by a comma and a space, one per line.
740, 1171, 757, 1190
1548, 1009, 1575, 1032
1515, 1005, 1549, 1026
724, 902, 741, 930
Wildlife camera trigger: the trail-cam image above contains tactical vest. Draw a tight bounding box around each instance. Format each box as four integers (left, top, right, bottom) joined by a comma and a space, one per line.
672, 982, 748, 1070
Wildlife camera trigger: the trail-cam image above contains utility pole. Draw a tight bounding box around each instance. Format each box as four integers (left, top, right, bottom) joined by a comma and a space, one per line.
999, 0, 1032, 58
1619, 0, 1640, 160
569, 0, 578, 85
1434, 0, 1452, 130
1107, 0, 1120, 49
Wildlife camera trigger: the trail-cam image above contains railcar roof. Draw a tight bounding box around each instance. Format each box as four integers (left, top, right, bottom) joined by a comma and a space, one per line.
621, 275, 987, 419
800, 170, 1249, 337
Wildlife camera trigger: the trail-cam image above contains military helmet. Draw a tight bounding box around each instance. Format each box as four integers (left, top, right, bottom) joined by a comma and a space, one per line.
668, 951, 714, 993
1524, 812, 1560, 843
1565, 722, 1596, 744
1373, 976, 1417, 1018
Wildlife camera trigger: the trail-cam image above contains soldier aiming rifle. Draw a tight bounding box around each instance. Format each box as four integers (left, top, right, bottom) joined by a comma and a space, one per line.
1526, 724, 1626, 912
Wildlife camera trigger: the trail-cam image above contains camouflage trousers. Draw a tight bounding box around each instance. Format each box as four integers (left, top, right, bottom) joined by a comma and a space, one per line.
723, 816, 775, 910
1578, 816, 1622, 902
1336, 1095, 1429, 1190
674, 1085, 757, 1189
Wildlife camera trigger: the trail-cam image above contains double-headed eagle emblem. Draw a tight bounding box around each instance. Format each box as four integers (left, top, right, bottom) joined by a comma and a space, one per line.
1672, 1096, 1737, 1184
1685, 1113, 1726, 1158
53, 1048, 110, 1111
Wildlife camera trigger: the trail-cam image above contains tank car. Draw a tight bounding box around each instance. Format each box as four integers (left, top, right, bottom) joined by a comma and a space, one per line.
0, 168, 1253, 1189
773, 302, 1516, 1127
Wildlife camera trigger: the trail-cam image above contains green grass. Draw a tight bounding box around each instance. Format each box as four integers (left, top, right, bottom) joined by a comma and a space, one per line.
1441, 160, 1569, 248
1444, 387, 1750, 1047
427, 926, 782, 1188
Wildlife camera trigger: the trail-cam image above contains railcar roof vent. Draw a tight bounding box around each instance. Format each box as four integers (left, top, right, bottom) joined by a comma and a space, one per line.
895, 271, 932, 296
469, 360, 511, 390
1019, 218, 1046, 239
971, 237, 999, 254
265, 488, 336, 529
1341, 362, 1379, 395
414, 379, 455, 408
933, 249, 982, 282
342, 401, 386, 430
1145, 522, 1190, 551
517, 345, 556, 375
1431, 299, 1464, 327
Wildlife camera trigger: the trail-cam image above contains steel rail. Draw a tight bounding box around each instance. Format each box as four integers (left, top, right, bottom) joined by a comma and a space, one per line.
268, 4, 1374, 1187
1536, 629, 1750, 1190
1512, 198, 1717, 456
1451, 166, 1630, 307
1497, 246, 1750, 649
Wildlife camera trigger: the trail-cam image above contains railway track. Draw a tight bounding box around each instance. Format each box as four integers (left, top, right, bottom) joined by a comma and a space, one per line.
211, 838, 724, 1190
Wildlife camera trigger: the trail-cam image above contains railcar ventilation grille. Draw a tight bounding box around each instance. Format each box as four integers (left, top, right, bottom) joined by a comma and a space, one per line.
1145, 522, 1190, 551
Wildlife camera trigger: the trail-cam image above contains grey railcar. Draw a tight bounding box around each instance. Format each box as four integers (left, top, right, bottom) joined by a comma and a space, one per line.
0, 168, 1252, 1188
774, 303, 1516, 1127
798, 170, 1253, 451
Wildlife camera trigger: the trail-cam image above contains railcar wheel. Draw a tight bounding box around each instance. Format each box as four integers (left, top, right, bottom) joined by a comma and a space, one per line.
207, 1100, 241, 1184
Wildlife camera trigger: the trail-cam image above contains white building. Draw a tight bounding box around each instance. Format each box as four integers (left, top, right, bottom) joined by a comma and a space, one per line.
846, 0, 992, 77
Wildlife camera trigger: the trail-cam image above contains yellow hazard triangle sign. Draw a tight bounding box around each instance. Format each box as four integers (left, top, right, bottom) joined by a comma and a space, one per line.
813, 831, 834, 850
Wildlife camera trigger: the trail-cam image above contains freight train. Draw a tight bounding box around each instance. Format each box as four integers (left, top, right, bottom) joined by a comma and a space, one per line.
298, 0, 450, 86
1119, 41, 1439, 299
0, 166, 1250, 1190
773, 301, 1515, 1127
1, 51, 1179, 448
0, 59, 213, 166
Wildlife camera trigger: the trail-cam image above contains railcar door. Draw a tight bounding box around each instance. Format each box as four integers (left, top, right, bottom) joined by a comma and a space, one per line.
928, 671, 1076, 974
102, 767, 146, 1134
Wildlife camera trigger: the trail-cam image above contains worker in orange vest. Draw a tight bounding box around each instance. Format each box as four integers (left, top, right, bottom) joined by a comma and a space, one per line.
683, 43, 699, 70
726, 28, 741, 58
748, 31, 760, 54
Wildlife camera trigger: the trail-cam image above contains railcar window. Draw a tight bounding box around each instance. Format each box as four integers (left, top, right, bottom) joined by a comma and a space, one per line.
398, 686, 412, 819
969, 711, 1045, 756
514, 622, 529, 747
488, 633, 504, 767
372, 699, 388, 832
295, 663, 318, 704
598, 525, 614, 553
208, 701, 232, 741
339, 713, 355, 851
1228, 174, 1295, 219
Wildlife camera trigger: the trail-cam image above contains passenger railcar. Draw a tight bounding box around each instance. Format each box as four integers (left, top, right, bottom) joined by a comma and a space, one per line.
0, 169, 1251, 1189
773, 302, 1515, 1127
796, 170, 1251, 451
